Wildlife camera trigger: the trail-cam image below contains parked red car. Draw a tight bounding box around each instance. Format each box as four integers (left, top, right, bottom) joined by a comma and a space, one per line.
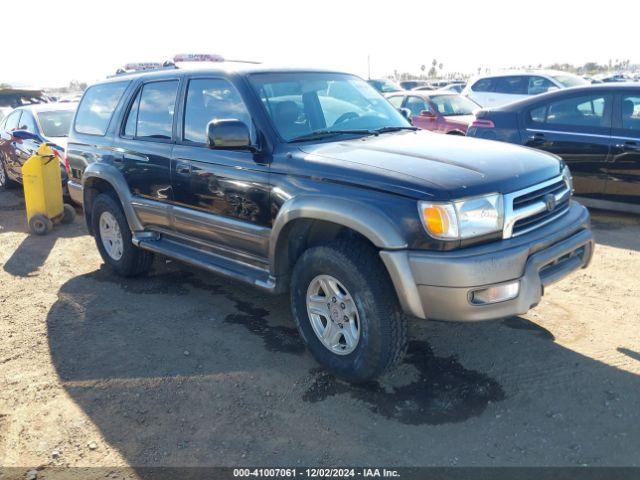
387, 91, 479, 135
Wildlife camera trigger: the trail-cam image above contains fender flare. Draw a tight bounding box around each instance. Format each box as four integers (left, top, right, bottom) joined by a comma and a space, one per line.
82, 162, 144, 232
269, 194, 408, 272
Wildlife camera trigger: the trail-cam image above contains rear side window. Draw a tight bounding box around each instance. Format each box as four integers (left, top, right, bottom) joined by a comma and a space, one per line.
494, 76, 527, 95
621, 95, 640, 131
75, 82, 128, 135
4, 110, 21, 131
471, 78, 495, 92
527, 94, 610, 128
18, 111, 37, 133
125, 81, 178, 140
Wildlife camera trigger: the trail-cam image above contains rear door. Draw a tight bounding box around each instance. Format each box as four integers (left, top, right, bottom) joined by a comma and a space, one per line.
607, 91, 640, 205
118, 79, 179, 229
523, 92, 613, 198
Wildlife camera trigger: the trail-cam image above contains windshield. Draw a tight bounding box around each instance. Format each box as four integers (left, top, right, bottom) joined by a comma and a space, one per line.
249, 73, 410, 141
551, 74, 589, 88
368, 79, 403, 93
37, 110, 75, 137
430, 95, 478, 116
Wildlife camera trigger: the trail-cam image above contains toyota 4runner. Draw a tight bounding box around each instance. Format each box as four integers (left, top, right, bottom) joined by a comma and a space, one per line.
66, 63, 594, 382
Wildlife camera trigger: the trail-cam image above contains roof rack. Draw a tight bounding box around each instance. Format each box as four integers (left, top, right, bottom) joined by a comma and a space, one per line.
109, 54, 261, 77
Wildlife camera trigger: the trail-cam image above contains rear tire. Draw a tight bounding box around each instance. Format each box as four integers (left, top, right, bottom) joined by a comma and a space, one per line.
91, 193, 154, 277
290, 239, 408, 383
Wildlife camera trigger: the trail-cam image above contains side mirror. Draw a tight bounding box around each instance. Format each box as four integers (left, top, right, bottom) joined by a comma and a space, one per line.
546, 86, 560, 93
398, 108, 412, 121
11, 129, 41, 142
420, 110, 436, 118
207, 119, 253, 150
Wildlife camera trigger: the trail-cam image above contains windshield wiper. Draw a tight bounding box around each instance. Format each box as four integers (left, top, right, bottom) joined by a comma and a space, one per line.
288, 129, 376, 143
373, 126, 419, 134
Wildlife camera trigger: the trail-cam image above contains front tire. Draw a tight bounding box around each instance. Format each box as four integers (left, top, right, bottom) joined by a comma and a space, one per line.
290, 240, 408, 382
0, 155, 17, 190
91, 193, 154, 277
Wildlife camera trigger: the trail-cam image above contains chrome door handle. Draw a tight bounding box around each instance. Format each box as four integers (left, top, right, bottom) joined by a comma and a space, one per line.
175, 162, 191, 174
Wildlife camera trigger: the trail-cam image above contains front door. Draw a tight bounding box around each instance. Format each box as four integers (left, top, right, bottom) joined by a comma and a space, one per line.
606, 92, 640, 206
171, 77, 271, 260
117, 79, 179, 229
523, 92, 613, 198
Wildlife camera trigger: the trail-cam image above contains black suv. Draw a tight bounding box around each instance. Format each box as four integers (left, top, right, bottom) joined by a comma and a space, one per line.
67, 64, 594, 382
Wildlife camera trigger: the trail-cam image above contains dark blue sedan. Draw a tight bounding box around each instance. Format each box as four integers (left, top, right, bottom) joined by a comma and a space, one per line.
467, 84, 640, 213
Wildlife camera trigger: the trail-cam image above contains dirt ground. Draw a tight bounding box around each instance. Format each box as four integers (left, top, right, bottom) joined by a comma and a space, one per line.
0, 188, 639, 477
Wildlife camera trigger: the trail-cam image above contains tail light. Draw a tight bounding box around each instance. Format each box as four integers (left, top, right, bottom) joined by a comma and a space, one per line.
63, 153, 70, 175
470, 119, 495, 129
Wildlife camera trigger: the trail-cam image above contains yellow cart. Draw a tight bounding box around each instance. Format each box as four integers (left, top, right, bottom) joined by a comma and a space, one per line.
22, 143, 76, 235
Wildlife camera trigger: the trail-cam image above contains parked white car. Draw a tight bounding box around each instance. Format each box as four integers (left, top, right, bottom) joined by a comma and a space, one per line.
461, 71, 588, 108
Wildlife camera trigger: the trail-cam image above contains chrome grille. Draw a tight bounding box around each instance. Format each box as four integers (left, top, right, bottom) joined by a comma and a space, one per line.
503, 175, 571, 239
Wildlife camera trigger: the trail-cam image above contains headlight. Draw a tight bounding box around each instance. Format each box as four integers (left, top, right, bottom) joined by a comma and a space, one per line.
562, 166, 574, 193
419, 193, 504, 240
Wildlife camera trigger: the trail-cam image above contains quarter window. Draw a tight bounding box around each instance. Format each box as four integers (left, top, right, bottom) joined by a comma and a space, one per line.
75, 81, 128, 135
128, 81, 178, 140
183, 78, 252, 144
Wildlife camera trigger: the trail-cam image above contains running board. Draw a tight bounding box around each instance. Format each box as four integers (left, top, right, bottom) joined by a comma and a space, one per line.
133, 235, 278, 293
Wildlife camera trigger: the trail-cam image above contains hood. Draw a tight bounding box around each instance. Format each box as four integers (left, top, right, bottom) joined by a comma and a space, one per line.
298, 130, 562, 200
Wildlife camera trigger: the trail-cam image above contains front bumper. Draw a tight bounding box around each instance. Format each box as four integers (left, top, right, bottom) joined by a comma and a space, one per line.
380, 201, 593, 321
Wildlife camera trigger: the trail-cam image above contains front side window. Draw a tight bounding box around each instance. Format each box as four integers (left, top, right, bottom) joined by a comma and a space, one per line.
621, 95, 640, 131
18, 111, 37, 132
250, 73, 409, 141
37, 110, 75, 137
183, 78, 252, 144
430, 95, 477, 116
528, 76, 555, 95
387, 96, 404, 108
75, 81, 128, 135
127, 81, 178, 140
528, 94, 609, 128
405, 96, 429, 116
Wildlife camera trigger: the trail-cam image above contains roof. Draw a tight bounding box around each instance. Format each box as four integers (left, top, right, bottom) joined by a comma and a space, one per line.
100, 62, 352, 84
14, 102, 78, 113
491, 83, 640, 111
